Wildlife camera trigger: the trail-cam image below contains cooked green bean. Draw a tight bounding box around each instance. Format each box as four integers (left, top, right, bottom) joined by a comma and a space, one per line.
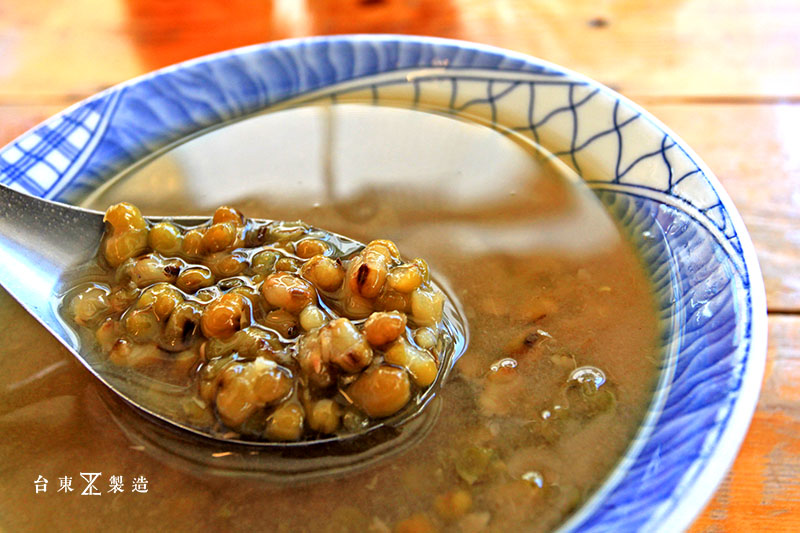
64, 202, 450, 442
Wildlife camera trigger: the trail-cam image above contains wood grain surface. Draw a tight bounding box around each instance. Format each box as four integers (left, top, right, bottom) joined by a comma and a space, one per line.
0, 1, 797, 531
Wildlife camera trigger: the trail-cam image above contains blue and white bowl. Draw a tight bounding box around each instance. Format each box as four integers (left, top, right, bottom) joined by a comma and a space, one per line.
0, 35, 766, 531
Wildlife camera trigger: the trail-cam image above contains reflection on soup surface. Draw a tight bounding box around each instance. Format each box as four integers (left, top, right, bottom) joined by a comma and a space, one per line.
0, 104, 661, 532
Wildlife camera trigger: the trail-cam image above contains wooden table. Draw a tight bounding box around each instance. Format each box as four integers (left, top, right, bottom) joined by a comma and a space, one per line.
1, 1, 796, 530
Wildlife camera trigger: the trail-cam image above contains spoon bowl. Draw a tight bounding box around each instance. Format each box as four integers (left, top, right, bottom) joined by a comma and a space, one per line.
0, 184, 467, 457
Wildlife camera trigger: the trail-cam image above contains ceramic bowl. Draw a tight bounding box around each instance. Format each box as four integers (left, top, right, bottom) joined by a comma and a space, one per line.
0, 35, 766, 532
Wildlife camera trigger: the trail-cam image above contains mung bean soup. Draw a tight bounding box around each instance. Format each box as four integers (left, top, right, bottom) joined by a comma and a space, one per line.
0, 103, 662, 532
63, 202, 460, 442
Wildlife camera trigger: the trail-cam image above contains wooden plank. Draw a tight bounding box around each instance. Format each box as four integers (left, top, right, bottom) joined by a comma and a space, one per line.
691, 315, 800, 532
0, 106, 66, 143
0, 0, 799, 101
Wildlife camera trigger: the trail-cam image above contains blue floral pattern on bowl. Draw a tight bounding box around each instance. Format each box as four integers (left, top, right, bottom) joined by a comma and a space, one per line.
0, 35, 766, 532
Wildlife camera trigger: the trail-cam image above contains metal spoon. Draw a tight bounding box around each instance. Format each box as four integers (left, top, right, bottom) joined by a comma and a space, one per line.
0, 184, 467, 455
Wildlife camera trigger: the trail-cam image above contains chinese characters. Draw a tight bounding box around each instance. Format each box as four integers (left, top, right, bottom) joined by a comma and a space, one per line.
34, 474, 149, 494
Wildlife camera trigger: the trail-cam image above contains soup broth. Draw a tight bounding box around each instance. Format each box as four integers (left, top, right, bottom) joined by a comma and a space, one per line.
0, 103, 661, 532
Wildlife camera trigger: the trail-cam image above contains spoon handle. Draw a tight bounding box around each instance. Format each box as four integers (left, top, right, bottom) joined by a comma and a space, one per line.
0, 184, 104, 270
0, 184, 104, 332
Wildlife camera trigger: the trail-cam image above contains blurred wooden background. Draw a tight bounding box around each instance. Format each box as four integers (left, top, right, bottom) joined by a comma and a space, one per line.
1, 0, 797, 530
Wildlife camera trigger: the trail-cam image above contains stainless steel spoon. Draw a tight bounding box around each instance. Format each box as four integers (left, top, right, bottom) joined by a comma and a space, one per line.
0, 184, 467, 454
